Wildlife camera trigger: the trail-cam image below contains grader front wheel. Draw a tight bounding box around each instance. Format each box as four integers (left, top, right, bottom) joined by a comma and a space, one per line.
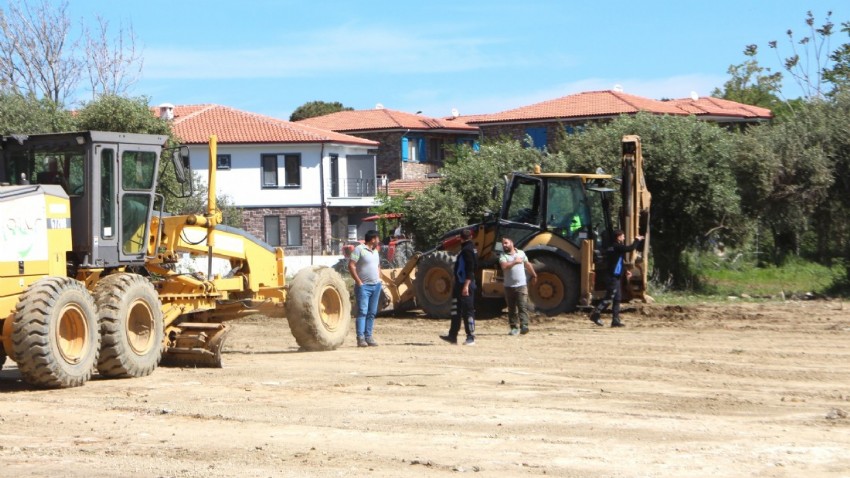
286, 266, 352, 351
11, 277, 100, 388
93, 273, 164, 378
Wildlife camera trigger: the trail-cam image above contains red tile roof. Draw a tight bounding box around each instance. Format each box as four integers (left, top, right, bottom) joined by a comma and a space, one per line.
469, 90, 772, 124
666, 96, 773, 119
298, 108, 478, 133
386, 178, 441, 197
169, 104, 378, 146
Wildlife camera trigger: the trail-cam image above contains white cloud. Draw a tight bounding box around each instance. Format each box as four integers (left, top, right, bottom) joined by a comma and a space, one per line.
143, 25, 530, 79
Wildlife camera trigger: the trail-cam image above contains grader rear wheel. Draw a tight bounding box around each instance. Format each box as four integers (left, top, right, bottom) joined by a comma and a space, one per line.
413, 251, 455, 318
11, 277, 100, 388
286, 266, 352, 351
93, 273, 164, 378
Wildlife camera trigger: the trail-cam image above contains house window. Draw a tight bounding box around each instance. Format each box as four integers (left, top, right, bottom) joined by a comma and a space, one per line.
284, 154, 301, 187
260, 153, 301, 188
524, 127, 547, 150
286, 216, 302, 246
457, 138, 480, 152
261, 154, 278, 187
217, 154, 231, 170
401, 137, 425, 162
429, 138, 445, 162
263, 215, 280, 246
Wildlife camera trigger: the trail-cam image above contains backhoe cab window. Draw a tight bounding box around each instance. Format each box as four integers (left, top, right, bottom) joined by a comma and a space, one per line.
504, 178, 541, 225
545, 177, 591, 245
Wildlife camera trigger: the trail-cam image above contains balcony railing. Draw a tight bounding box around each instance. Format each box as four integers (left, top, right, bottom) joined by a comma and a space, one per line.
329, 178, 381, 198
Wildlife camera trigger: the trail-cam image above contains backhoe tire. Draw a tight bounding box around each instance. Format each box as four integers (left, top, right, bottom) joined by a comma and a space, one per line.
287, 266, 352, 351
11, 277, 100, 388
414, 251, 455, 319
390, 239, 416, 269
529, 257, 579, 316
93, 273, 164, 378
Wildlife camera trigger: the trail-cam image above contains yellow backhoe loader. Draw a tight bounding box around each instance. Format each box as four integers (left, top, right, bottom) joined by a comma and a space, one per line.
379, 135, 651, 317
0, 131, 350, 388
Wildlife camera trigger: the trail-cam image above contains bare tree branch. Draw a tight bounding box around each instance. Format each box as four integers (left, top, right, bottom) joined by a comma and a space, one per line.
84, 15, 143, 99
0, 0, 80, 103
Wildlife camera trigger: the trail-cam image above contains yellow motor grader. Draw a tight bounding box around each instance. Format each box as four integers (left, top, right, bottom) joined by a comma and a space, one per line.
0, 131, 350, 388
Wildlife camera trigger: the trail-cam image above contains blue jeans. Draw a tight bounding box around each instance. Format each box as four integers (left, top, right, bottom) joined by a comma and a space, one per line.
355, 282, 381, 338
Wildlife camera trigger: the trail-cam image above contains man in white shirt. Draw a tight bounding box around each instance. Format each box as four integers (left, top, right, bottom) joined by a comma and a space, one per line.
499, 237, 537, 335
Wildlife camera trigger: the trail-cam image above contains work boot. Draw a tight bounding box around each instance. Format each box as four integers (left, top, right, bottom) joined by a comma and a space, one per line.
463, 337, 476, 346
439, 335, 458, 345
357, 336, 368, 347
611, 318, 625, 328
520, 326, 529, 335
365, 337, 378, 347
589, 311, 603, 326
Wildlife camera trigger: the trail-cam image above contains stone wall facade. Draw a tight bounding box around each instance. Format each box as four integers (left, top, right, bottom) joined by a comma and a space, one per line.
241, 206, 327, 256
353, 131, 475, 182
239, 206, 375, 256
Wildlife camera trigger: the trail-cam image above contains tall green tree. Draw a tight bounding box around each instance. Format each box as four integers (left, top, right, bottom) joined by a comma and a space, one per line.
289, 101, 353, 122
823, 21, 850, 95
0, 93, 75, 134
733, 103, 834, 263
712, 44, 784, 112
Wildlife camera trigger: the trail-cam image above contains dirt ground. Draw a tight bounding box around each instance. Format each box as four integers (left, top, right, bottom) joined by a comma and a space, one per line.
1, 299, 849, 477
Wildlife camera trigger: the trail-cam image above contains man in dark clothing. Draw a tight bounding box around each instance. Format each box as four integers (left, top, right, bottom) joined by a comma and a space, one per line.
440, 228, 478, 345
590, 230, 644, 328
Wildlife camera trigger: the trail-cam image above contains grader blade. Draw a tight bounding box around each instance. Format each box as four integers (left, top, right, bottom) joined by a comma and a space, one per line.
161, 322, 232, 368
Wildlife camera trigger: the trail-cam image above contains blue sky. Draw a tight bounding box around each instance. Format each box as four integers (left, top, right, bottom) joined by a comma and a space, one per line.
49, 1, 850, 119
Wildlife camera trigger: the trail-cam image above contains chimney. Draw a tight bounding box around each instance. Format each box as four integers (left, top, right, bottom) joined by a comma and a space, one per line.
158, 103, 175, 120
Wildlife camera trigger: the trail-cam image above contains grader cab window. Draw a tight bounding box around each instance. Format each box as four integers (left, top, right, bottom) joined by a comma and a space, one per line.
27, 152, 85, 195
122, 150, 157, 190
120, 150, 156, 255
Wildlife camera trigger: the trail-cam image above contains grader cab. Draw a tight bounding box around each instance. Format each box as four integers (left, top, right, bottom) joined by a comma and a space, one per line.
0, 131, 351, 388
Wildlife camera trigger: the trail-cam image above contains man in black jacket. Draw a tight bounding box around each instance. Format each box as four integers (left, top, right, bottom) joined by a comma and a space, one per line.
590, 230, 644, 328
440, 228, 478, 345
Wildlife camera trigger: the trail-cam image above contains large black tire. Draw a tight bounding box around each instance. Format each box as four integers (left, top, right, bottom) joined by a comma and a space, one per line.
414, 251, 455, 318
529, 257, 580, 316
93, 273, 164, 378
390, 239, 416, 268
11, 277, 100, 388
287, 266, 352, 351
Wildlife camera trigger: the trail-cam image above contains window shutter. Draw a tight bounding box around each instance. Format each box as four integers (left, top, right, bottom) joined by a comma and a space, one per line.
401, 137, 409, 162
524, 127, 547, 150
418, 138, 427, 162
473, 141, 480, 152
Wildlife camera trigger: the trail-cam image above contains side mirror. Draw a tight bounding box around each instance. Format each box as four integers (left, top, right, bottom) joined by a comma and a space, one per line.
172, 146, 190, 184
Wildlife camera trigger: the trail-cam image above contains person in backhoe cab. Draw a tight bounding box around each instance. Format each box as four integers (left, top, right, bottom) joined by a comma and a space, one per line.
348, 230, 382, 347
589, 230, 644, 328
499, 237, 537, 335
